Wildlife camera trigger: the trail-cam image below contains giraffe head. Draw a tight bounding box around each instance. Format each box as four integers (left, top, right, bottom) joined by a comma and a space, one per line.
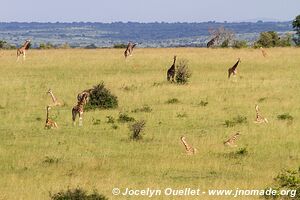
235, 132, 240, 136
47, 89, 52, 94
180, 136, 186, 141
46, 105, 51, 111
174, 55, 177, 60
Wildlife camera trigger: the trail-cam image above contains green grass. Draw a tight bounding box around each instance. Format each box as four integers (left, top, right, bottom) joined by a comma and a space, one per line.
0, 48, 300, 199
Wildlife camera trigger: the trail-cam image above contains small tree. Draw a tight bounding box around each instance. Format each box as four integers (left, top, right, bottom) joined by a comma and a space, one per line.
255, 31, 280, 48
129, 120, 146, 140
293, 15, 300, 46
175, 59, 191, 84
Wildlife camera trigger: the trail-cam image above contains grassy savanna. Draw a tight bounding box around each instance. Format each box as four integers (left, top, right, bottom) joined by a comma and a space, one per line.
0, 48, 300, 200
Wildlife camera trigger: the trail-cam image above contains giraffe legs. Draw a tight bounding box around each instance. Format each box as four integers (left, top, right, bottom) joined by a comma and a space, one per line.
78, 112, 83, 126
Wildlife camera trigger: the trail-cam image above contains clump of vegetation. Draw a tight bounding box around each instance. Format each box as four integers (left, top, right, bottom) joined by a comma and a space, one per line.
118, 112, 135, 123
132, 105, 152, 113
258, 97, 267, 102
224, 115, 247, 127
50, 188, 108, 200
166, 98, 180, 104
106, 116, 115, 124
129, 120, 146, 140
263, 167, 300, 199
113, 43, 127, 48
92, 118, 101, 125
232, 40, 248, 48
175, 59, 191, 84
199, 100, 208, 107
111, 124, 118, 129
177, 112, 187, 118
293, 15, 300, 46
277, 113, 293, 121
86, 82, 118, 110
254, 31, 292, 48
226, 147, 248, 159
43, 156, 60, 165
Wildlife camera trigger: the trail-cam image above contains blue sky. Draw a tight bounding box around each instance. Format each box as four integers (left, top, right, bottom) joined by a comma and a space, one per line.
2, 0, 299, 22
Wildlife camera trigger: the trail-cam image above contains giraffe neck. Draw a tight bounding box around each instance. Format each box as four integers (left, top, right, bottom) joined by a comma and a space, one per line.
181, 138, 191, 151
46, 108, 49, 122
49, 92, 57, 103
173, 58, 176, 65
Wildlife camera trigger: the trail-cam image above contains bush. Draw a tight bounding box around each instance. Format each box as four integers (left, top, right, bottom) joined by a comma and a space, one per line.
85, 82, 118, 110
166, 98, 180, 104
175, 59, 191, 84
199, 100, 208, 107
224, 115, 247, 127
263, 167, 300, 199
118, 112, 135, 123
113, 44, 127, 48
254, 31, 280, 48
132, 105, 152, 113
129, 120, 146, 140
50, 188, 108, 200
232, 40, 248, 48
277, 113, 293, 121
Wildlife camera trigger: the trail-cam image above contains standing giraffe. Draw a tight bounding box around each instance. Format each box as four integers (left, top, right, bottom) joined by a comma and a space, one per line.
254, 105, 268, 124
44, 106, 58, 129
180, 136, 197, 155
77, 88, 93, 103
72, 93, 88, 126
224, 132, 240, 147
47, 89, 62, 106
124, 42, 137, 58
260, 47, 268, 57
167, 56, 176, 82
17, 40, 31, 61
207, 35, 219, 48
228, 58, 241, 79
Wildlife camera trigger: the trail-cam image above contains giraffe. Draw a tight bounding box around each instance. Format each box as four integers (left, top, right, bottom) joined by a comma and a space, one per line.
124, 42, 137, 58
254, 105, 268, 124
228, 58, 241, 79
207, 35, 219, 48
167, 56, 176, 82
17, 40, 31, 61
224, 132, 240, 147
180, 136, 197, 155
77, 88, 93, 104
47, 89, 62, 106
44, 106, 58, 129
72, 93, 88, 126
260, 47, 267, 57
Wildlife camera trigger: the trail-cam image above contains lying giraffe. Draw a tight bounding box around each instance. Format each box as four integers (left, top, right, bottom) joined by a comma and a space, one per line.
47, 89, 62, 106
224, 132, 240, 147
260, 47, 267, 57
44, 106, 58, 129
124, 42, 137, 58
228, 58, 241, 79
180, 136, 197, 155
167, 56, 176, 82
17, 40, 31, 61
72, 93, 88, 126
254, 105, 268, 124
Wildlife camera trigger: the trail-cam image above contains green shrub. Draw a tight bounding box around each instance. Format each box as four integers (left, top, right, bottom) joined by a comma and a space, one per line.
263, 167, 300, 199
85, 82, 118, 110
166, 98, 180, 104
50, 188, 108, 200
232, 40, 248, 48
113, 43, 127, 48
106, 116, 115, 124
277, 113, 293, 121
224, 115, 247, 127
118, 113, 135, 123
129, 120, 146, 140
175, 59, 191, 84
